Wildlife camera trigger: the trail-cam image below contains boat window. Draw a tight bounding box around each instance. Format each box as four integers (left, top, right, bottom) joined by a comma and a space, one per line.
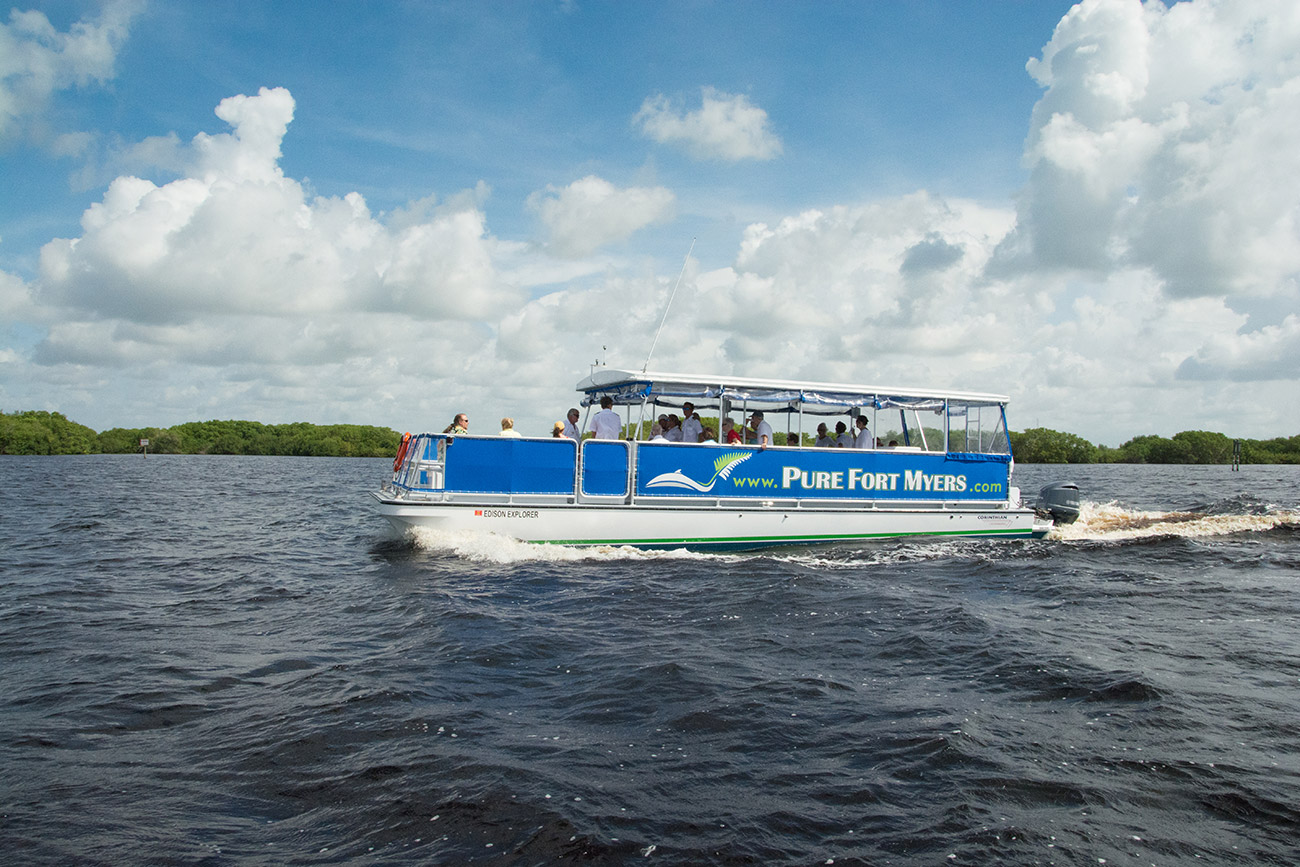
875, 406, 947, 452
946, 402, 1010, 454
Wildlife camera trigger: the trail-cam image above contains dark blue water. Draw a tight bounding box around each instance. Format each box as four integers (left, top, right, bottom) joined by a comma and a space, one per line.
2, 456, 1298, 865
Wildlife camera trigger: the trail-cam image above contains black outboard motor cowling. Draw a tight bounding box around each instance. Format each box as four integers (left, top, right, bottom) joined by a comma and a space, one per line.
1035, 482, 1081, 525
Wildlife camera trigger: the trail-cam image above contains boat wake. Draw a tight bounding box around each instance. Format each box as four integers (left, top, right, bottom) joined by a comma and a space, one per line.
406, 526, 732, 564
1049, 500, 1299, 542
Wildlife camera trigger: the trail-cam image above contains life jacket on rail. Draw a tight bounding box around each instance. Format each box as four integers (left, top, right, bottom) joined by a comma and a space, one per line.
393, 432, 412, 472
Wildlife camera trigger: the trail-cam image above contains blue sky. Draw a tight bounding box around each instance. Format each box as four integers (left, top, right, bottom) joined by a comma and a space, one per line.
8, 2, 1068, 257
2, 0, 1298, 443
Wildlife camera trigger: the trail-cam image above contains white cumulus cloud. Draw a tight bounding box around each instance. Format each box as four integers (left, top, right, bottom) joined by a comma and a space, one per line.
1176, 314, 1300, 382
996, 0, 1300, 310
528, 175, 675, 258
0, 0, 140, 139
33, 86, 521, 331
635, 86, 783, 161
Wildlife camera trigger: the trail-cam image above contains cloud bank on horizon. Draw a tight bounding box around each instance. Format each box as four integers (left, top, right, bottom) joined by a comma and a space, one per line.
0, 0, 1297, 444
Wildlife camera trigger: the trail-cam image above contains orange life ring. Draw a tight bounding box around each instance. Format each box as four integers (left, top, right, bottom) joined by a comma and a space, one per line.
393, 432, 411, 471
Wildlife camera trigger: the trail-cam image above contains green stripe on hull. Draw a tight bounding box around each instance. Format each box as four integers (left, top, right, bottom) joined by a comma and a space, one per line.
534, 526, 1039, 549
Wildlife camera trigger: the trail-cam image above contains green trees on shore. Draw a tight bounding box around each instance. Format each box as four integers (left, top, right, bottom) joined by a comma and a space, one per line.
2, 410, 1297, 463
1008, 427, 1300, 464
0, 411, 99, 455
1, 411, 400, 457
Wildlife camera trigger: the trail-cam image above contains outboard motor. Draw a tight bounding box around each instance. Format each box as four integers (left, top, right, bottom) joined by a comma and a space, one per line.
1035, 482, 1081, 525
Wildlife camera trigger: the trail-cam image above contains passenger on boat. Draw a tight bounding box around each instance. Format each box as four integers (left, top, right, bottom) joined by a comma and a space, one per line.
588, 396, 622, 440
748, 411, 774, 448
681, 403, 704, 443
443, 414, 469, 435
853, 415, 872, 448
815, 423, 835, 447
552, 421, 566, 438
670, 413, 691, 441
649, 423, 668, 442
499, 417, 522, 437
721, 418, 743, 444
835, 421, 852, 448
664, 414, 684, 442
786, 433, 800, 446
563, 408, 581, 440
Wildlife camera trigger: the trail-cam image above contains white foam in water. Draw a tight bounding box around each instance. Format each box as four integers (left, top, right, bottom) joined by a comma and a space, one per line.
765, 541, 981, 570
408, 529, 983, 569
407, 526, 734, 564
1049, 501, 1299, 542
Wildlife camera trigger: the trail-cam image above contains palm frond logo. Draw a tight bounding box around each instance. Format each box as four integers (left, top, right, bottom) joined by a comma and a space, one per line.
711, 451, 751, 483
645, 451, 754, 492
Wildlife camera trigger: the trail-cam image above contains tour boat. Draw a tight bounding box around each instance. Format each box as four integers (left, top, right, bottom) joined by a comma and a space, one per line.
373, 368, 1078, 550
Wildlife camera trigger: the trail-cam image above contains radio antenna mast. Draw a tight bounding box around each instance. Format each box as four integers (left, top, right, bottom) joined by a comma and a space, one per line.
642, 238, 696, 373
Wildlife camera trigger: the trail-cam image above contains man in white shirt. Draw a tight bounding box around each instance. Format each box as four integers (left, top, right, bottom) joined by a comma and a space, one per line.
748, 411, 774, 448
853, 415, 872, 449
680, 402, 704, 443
562, 408, 581, 440
587, 396, 622, 440
835, 421, 852, 448
815, 423, 835, 447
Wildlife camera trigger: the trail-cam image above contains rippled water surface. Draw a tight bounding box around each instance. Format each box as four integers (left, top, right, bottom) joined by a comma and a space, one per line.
2, 456, 1298, 865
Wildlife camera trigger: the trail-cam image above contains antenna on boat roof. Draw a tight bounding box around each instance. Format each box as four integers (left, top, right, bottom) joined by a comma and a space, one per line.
642, 238, 696, 373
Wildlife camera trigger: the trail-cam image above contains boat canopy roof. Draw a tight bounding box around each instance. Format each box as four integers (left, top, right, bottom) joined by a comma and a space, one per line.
575, 368, 1010, 415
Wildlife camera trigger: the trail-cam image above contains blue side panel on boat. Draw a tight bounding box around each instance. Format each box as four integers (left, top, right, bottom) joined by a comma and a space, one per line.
443, 437, 577, 494
634, 444, 1011, 501
581, 441, 630, 496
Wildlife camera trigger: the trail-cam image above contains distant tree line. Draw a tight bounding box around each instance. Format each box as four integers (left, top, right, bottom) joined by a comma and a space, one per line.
1008, 427, 1300, 464
2, 410, 1296, 463
0, 411, 400, 457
